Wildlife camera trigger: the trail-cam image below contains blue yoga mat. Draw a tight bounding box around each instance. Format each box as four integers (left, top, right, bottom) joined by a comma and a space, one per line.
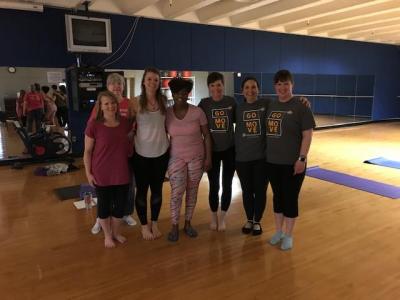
364, 157, 400, 170
306, 166, 400, 199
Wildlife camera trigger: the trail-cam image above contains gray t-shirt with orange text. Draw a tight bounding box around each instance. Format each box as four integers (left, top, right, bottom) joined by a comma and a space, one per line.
198, 96, 236, 152
234, 98, 271, 162
266, 97, 315, 165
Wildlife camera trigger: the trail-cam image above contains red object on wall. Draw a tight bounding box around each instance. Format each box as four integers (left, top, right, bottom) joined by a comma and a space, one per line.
169, 70, 178, 77
182, 71, 192, 77
162, 78, 170, 88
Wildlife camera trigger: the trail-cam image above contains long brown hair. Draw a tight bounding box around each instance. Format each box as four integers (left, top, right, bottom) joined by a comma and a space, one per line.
94, 91, 120, 122
139, 67, 166, 114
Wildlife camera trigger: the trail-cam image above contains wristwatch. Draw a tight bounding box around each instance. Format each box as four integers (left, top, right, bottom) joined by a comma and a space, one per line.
298, 155, 307, 162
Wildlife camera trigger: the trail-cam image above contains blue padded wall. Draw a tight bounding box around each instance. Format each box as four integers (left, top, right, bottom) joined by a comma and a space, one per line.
280, 34, 304, 73
224, 28, 254, 71
302, 36, 326, 73
0, 6, 399, 119
154, 20, 191, 70
191, 24, 225, 71
253, 31, 281, 73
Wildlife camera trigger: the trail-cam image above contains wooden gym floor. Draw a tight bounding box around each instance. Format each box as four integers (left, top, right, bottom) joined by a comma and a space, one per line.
0, 122, 399, 299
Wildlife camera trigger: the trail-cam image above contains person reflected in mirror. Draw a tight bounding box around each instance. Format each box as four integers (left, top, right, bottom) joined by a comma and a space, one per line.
42, 85, 58, 126
53, 85, 69, 128
16, 89, 26, 127
23, 83, 44, 134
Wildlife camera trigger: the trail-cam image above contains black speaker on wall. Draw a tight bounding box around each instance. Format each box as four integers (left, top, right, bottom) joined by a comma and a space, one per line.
65, 66, 106, 155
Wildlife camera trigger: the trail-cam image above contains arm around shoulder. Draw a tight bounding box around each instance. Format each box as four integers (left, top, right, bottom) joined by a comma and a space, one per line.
201, 124, 212, 171
128, 97, 139, 120
83, 134, 97, 187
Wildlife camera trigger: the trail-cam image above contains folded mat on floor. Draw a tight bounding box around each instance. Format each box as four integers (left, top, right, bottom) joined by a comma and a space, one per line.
54, 184, 96, 201
306, 166, 400, 199
363, 157, 400, 170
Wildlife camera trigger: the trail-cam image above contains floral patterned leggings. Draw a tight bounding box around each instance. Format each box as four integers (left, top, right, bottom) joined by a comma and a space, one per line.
168, 156, 204, 225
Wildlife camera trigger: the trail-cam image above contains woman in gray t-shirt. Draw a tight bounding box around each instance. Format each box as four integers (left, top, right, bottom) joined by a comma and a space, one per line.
266, 70, 315, 251
198, 72, 236, 232
235, 76, 270, 236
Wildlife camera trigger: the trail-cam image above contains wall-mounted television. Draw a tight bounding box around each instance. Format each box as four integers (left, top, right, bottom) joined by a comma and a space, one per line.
65, 14, 112, 53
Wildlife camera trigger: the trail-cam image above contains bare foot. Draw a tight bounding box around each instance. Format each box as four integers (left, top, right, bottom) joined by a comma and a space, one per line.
218, 211, 227, 231
210, 221, 217, 231
210, 212, 218, 231
218, 219, 226, 231
113, 234, 127, 244
104, 237, 116, 248
151, 222, 162, 239
141, 225, 154, 240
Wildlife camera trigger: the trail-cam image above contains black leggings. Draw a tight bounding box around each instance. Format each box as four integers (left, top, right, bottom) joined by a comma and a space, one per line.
236, 159, 268, 223
267, 163, 305, 218
95, 184, 129, 219
132, 151, 169, 225
56, 106, 68, 127
27, 108, 43, 133
207, 147, 235, 212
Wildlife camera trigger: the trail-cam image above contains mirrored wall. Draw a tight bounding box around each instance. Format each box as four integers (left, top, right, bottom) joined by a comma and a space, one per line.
0, 67, 374, 162
0, 67, 234, 161
233, 72, 374, 128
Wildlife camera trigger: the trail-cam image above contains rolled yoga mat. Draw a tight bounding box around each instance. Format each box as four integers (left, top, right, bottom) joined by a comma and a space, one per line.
363, 157, 400, 170
306, 166, 400, 199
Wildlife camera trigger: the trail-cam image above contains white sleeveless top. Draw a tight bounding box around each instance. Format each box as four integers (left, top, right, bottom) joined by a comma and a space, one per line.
135, 110, 169, 157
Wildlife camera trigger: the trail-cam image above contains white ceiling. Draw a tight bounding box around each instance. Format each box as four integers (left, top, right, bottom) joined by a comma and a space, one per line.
3, 0, 400, 45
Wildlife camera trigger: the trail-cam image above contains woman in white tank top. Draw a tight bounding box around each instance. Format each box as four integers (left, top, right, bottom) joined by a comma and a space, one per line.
131, 67, 170, 240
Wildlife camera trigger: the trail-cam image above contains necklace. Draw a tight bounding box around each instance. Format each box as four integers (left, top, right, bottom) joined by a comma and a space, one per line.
148, 101, 158, 111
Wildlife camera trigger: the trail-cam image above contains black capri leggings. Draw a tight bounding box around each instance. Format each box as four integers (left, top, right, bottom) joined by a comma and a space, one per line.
95, 184, 129, 219
266, 163, 305, 218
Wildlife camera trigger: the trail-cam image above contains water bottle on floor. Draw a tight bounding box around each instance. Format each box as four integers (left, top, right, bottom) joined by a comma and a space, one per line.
84, 192, 92, 210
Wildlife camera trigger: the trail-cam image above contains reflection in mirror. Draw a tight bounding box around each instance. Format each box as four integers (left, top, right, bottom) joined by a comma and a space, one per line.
0, 67, 68, 161
3, 68, 372, 162
232, 72, 373, 128
0, 68, 235, 162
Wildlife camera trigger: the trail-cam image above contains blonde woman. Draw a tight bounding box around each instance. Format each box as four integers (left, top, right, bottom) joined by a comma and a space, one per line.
90, 73, 137, 235
84, 91, 133, 248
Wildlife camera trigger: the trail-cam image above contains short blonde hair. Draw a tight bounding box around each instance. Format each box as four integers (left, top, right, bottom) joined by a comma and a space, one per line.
94, 91, 120, 122
106, 73, 125, 89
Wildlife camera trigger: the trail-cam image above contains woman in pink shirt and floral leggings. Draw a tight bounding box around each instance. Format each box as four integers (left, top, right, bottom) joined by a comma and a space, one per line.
165, 78, 212, 242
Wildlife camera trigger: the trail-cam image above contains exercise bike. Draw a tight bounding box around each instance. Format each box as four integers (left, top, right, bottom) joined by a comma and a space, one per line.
13, 121, 72, 158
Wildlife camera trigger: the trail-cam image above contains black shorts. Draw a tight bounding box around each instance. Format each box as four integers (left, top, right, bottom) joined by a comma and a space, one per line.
95, 184, 129, 219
